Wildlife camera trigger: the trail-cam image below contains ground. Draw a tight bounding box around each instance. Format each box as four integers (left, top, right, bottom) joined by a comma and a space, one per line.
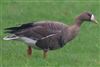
0, 0, 100, 67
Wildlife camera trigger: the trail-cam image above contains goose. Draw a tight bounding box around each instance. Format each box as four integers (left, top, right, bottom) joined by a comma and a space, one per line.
3, 12, 98, 58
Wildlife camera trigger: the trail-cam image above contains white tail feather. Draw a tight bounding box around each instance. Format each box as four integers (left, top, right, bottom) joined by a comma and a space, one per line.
3, 34, 19, 40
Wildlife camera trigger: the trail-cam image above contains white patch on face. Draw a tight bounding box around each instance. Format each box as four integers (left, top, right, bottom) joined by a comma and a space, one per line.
91, 14, 95, 21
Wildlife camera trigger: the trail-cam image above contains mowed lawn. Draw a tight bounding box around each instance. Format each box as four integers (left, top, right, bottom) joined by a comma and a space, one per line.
0, 0, 100, 67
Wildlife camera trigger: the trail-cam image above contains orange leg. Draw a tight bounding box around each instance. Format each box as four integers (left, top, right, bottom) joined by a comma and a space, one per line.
43, 49, 48, 59
27, 46, 32, 56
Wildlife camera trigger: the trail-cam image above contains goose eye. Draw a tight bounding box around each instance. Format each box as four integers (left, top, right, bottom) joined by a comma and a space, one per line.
87, 13, 91, 17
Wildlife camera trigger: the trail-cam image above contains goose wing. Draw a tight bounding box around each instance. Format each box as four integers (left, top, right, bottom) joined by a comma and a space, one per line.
5, 21, 67, 40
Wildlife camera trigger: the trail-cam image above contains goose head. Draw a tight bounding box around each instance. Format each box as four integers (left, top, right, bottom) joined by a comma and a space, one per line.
76, 12, 98, 24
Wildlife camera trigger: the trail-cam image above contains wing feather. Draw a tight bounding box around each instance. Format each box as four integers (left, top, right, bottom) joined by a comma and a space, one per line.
6, 21, 68, 40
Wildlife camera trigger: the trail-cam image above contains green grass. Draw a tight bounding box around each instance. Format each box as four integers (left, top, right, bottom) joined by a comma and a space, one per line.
0, 0, 100, 67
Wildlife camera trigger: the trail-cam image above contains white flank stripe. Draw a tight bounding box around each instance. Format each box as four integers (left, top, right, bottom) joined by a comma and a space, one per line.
41, 34, 56, 39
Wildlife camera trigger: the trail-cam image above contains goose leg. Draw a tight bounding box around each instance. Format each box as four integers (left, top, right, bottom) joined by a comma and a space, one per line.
27, 46, 32, 56
43, 49, 48, 59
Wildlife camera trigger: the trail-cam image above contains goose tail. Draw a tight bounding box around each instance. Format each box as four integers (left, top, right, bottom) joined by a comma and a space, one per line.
3, 34, 19, 40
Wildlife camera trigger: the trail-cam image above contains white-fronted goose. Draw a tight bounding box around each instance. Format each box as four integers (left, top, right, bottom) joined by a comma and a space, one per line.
3, 12, 98, 58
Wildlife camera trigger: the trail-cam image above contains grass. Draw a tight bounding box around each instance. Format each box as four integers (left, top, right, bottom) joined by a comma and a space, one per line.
0, 0, 100, 67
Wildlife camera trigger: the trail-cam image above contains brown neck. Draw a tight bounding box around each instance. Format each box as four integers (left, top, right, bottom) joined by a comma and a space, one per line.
74, 19, 84, 27
73, 16, 85, 27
